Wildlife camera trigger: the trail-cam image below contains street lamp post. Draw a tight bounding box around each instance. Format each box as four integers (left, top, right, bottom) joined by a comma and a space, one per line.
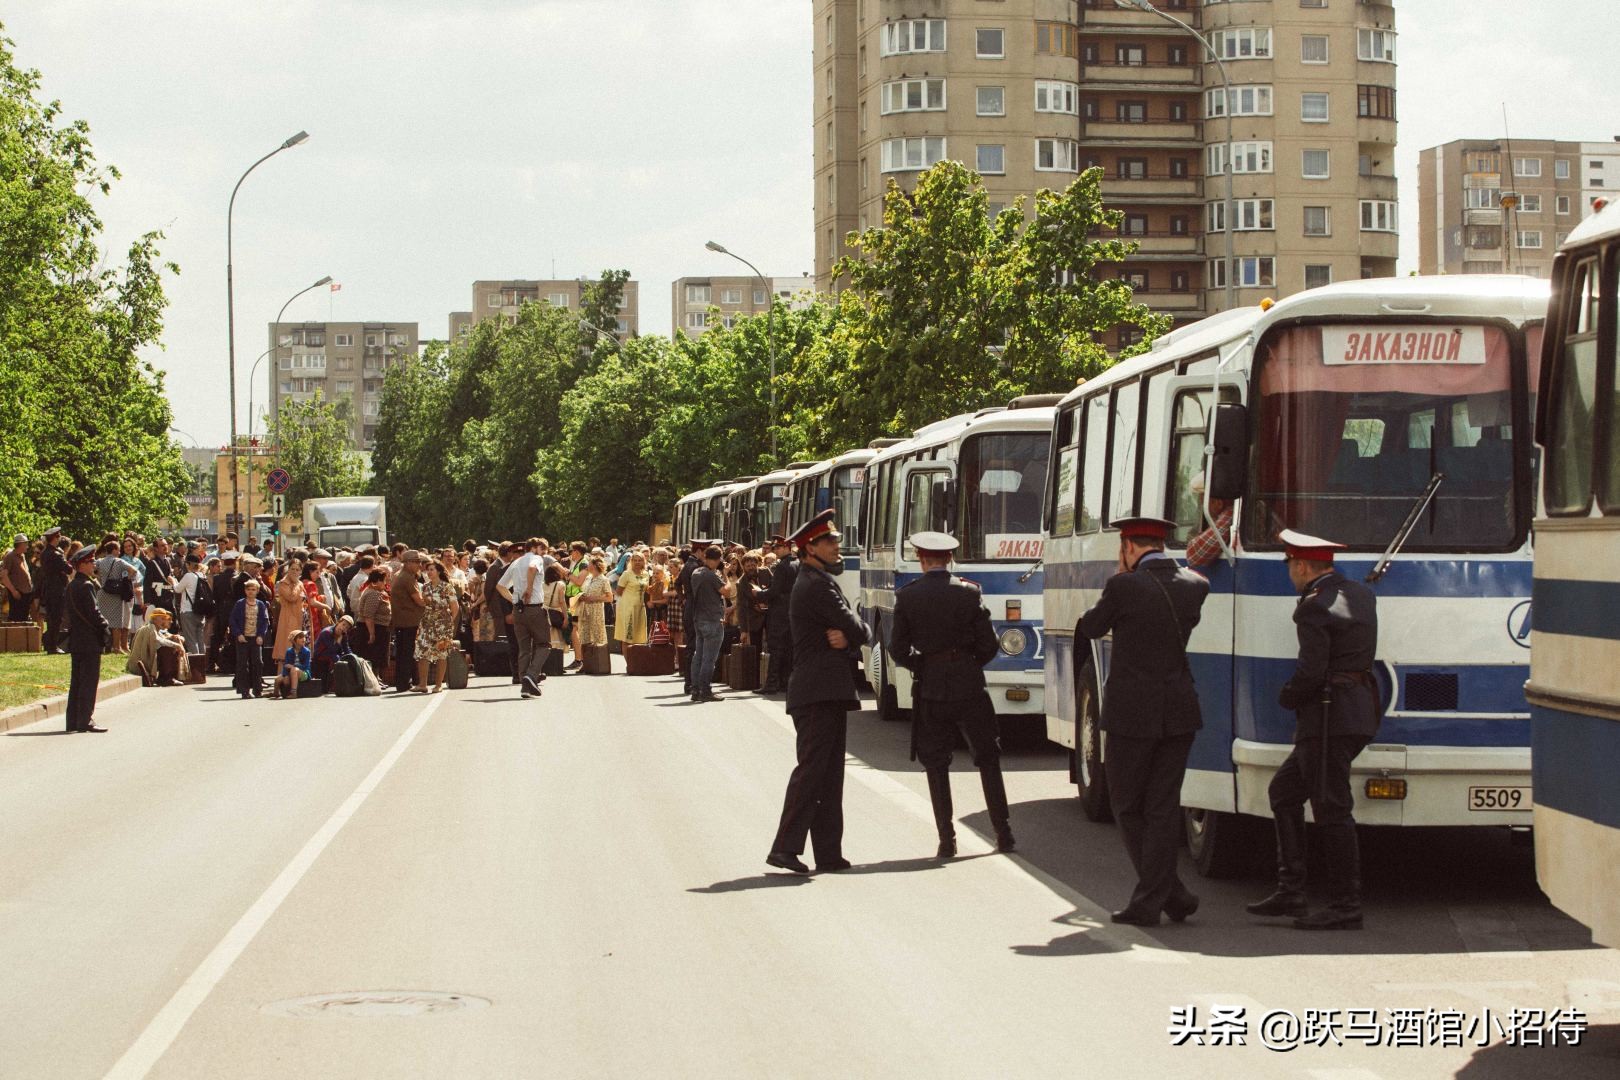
1112, 0, 1233, 312
705, 240, 778, 461
226, 130, 309, 538
247, 275, 333, 529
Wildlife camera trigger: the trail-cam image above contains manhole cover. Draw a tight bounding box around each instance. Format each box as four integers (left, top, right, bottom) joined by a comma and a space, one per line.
263, 991, 490, 1019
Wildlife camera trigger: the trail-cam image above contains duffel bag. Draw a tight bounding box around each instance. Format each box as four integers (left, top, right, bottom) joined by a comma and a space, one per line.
446, 649, 470, 690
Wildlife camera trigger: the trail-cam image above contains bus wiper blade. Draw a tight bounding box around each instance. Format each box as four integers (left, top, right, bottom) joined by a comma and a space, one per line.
1017, 558, 1044, 584
1365, 472, 1445, 585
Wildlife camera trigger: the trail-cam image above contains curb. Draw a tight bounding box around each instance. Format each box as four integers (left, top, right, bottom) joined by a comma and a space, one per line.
0, 673, 144, 734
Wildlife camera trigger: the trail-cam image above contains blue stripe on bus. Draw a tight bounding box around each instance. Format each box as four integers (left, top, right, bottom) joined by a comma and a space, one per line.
1533, 703, 1620, 830
862, 567, 1044, 593
1045, 556, 1530, 598
1531, 578, 1620, 640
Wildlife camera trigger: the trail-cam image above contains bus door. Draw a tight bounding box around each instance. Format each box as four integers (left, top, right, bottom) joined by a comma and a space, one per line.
889, 461, 954, 708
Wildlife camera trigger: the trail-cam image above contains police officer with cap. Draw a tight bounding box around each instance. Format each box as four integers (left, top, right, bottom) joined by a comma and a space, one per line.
759, 534, 797, 694
767, 509, 868, 874
64, 545, 110, 732
1078, 516, 1209, 926
889, 530, 1014, 857
1247, 529, 1380, 931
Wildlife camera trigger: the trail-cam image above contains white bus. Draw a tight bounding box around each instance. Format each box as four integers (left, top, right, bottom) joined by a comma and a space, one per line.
1042, 276, 1549, 875
672, 478, 751, 548
860, 396, 1059, 730
782, 446, 879, 617
1529, 197, 1620, 947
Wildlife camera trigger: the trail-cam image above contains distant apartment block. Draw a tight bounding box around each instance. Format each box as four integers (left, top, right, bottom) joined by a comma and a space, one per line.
812, 0, 1399, 346
267, 321, 420, 450
1419, 138, 1620, 277
451, 279, 640, 342
671, 274, 816, 336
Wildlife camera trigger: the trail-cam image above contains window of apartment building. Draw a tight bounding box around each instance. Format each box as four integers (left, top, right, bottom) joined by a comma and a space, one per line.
1204, 85, 1272, 118
987, 202, 1006, 220
389, 333, 409, 346
1207, 198, 1274, 232
1556, 159, 1571, 179
1467, 152, 1500, 173
881, 18, 946, 55
1517, 230, 1543, 249
1301, 149, 1330, 178
1301, 92, 1329, 122
1464, 187, 1501, 209
1123, 270, 1150, 291
1168, 44, 1187, 65
1209, 257, 1276, 289
976, 28, 1005, 59
1212, 27, 1271, 60
977, 86, 1005, 116
881, 136, 947, 172
1169, 100, 1187, 121
1303, 206, 1331, 236
1514, 157, 1542, 178
1117, 157, 1148, 180
827, 173, 836, 202
1081, 41, 1100, 64
1082, 98, 1099, 119
1123, 213, 1149, 235
365, 334, 379, 346
335, 356, 352, 370
1299, 0, 1327, 8
686, 285, 711, 304
1035, 81, 1078, 114
721, 288, 743, 305
1170, 215, 1190, 235
1466, 225, 1501, 248
976, 144, 1006, 175
860, 97, 867, 132
1115, 43, 1146, 66
881, 78, 945, 114
335, 380, 354, 394
1520, 194, 1542, 213
859, 45, 866, 78
333, 333, 352, 347
547, 292, 568, 307
685, 312, 709, 329
1169, 157, 1190, 178
1300, 34, 1329, 63
1116, 100, 1147, 123
1359, 200, 1398, 232
1035, 22, 1078, 57
860, 156, 868, 190
827, 120, 833, 154
1207, 140, 1273, 175
1171, 270, 1190, 292
1035, 138, 1080, 172
753, 288, 768, 305
826, 13, 832, 44
1305, 264, 1333, 290
1357, 84, 1396, 119
1557, 194, 1572, 215
1357, 28, 1397, 62
1556, 231, 1570, 248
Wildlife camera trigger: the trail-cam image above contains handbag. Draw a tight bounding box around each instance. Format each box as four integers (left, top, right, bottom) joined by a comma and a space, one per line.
104, 565, 134, 602
548, 607, 566, 631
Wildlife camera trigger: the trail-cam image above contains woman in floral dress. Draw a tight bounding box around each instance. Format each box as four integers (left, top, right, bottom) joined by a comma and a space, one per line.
412, 560, 460, 692
576, 556, 612, 650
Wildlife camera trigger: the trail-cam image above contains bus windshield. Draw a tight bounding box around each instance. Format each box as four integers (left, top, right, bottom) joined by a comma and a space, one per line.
750, 485, 783, 548
833, 466, 864, 550
1245, 322, 1525, 552
961, 432, 1048, 561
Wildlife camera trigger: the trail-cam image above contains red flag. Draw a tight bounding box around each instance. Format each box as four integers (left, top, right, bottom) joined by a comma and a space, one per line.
330, 282, 342, 292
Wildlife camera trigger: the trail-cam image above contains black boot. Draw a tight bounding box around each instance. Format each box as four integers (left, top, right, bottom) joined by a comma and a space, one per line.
980, 765, 1015, 851
1247, 807, 1309, 917
1295, 824, 1363, 930
927, 767, 956, 858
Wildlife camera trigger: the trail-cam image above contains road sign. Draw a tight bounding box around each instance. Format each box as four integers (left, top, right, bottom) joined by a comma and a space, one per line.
271, 494, 286, 517
266, 467, 292, 494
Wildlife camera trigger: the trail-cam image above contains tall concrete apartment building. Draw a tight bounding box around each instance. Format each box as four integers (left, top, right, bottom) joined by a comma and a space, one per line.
1419, 138, 1620, 278
449, 279, 641, 342
267, 321, 420, 450
812, 0, 1398, 343
670, 274, 816, 336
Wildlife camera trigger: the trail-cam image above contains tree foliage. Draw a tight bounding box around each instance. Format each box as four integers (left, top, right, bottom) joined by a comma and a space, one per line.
0, 27, 188, 538
260, 389, 365, 515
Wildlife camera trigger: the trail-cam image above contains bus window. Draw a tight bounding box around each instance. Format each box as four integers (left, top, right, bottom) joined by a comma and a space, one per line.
901, 469, 950, 560
961, 432, 1048, 561
834, 466, 864, 548
1597, 257, 1620, 513
1164, 387, 1237, 546
1109, 379, 1142, 522
1079, 394, 1108, 533
1050, 407, 1079, 537
1246, 322, 1525, 550
1548, 257, 1601, 514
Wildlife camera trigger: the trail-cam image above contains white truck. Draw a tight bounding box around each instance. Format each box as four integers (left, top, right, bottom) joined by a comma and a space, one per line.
302, 497, 388, 550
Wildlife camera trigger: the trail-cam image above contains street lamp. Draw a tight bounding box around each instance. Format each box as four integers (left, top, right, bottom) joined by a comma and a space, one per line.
243, 274, 332, 529
1112, 0, 1233, 312
705, 240, 778, 461
226, 129, 309, 538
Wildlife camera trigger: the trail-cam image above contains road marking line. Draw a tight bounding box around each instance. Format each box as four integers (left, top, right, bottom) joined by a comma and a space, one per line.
102, 693, 446, 1080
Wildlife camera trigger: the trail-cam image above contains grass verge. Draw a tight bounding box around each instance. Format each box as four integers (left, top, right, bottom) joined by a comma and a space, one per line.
0, 652, 130, 711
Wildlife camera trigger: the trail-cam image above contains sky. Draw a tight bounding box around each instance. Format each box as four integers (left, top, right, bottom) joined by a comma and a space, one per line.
5, 0, 1616, 446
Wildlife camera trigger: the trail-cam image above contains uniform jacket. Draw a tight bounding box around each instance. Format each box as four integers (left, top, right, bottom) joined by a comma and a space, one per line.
786, 560, 868, 712
212, 570, 249, 613
483, 558, 510, 622
761, 555, 798, 637
1278, 570, 1381, 741
889, 569, 998, 701
1078, 555, 1210, 738
141, 554, 174, 610
40, 545, 71, 600
65, 573, 110, 654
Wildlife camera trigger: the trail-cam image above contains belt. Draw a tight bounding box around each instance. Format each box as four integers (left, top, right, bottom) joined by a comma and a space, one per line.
1328, 669, 1375, 689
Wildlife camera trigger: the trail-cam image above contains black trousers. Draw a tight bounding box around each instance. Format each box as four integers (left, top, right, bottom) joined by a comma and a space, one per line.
65, 650, 99, 730
765, 627, 793, 688
771, 702, 848, 862
234, 638, 264, 695
7, 592, 30, 623
392, 626, 419, 691
1269, 734, 1371, 904
1105, 731, 1196, 915
42, 589, 65, 652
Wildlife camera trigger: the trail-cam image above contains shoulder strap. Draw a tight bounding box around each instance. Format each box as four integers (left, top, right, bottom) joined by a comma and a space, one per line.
1144, 569, 1191, 669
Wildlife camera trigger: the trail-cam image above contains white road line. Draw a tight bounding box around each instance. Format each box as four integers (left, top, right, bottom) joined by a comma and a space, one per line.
101, 693, 446, 1080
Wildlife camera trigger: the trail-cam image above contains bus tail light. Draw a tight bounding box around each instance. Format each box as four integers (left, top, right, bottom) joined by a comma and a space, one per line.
1365, 777, 1407, 800
1005, 600, 1021, 621
1005, 688, 1031, 702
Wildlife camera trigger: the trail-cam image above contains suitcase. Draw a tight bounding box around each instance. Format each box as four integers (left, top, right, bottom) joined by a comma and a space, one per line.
582, 643, 612, 675
446, 649, 470, 690
185, 654, 209, 684
297, 676, 327, 698
332, 656, 362, 697
0, 622, 41, 653
624, 642, 676, 676
543, 648, 565, 676
725, 643, 761, 692
473, 639, 513, 677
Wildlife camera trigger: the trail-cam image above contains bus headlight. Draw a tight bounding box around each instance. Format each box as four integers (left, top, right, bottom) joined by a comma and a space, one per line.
999, 628, 1027, 656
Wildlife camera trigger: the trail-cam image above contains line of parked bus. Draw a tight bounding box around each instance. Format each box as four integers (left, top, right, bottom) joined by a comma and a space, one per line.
671, 208, 1620, 947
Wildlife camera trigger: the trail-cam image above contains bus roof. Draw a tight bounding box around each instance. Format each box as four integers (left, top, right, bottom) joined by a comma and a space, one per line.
829, 446, 877, 469
1563, 197, 1620, 249
869, 404, 1056, 469
754, 467, 800, 486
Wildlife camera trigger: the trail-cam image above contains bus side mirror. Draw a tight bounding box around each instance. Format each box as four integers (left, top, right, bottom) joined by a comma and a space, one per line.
1210, 402, 1248, 501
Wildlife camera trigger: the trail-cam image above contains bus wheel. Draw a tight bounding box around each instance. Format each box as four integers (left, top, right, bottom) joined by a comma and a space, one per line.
1183, 808, 1259, 879
875, 643, 904, 723
1076, 666, 1112, 823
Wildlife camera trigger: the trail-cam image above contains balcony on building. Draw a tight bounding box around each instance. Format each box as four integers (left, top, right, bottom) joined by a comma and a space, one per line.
1361, 256, 1398, 278
1099, 170, 1203, 201
1080, 56, 1203, 91
1083, 114, 1202, 146
1077, 0, 1201, 33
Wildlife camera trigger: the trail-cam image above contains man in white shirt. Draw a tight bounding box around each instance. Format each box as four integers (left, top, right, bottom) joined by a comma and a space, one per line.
177, 553, 208, 653
497, 537, 550, 699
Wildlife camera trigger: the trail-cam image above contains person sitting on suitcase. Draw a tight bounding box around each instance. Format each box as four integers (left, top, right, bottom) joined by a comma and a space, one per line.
311, 616, 355, 682
275, 629, 313, 699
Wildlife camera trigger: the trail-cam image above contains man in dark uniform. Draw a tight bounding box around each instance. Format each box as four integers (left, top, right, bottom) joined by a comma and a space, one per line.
759, 534, 797, 694
767, 510, 868, 874
209, 553, 250, 674
675, 540, 707, 696
64, 545, 110, 732
1247, 530, 1380, 931
39, 526, 71, 653
1078, 517, 1210, 926
889, 531, 1015, 857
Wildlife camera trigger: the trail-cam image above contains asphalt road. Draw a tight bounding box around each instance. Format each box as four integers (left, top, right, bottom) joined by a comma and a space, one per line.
2, 661, 1618, 1080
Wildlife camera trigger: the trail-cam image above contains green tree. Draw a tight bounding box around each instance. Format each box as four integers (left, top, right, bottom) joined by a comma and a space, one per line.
261, 390, 365, 518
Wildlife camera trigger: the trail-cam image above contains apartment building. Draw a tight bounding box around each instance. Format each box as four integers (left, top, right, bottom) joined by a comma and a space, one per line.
267, 321, 421, 450
452, 279, 640, 342
1419, 138, 1620, 277
671, 274, 816, 336
812, 0, 1398, 344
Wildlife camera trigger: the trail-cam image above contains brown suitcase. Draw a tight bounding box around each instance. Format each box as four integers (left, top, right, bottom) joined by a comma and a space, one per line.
186, 654, 209, 683
725, 643, 761, 691
582, 643, 613, 675
624, 642, 676, 676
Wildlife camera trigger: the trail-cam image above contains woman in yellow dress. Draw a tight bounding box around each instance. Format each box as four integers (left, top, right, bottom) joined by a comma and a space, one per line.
613, 551, 650, 646
576, 556, 612, 649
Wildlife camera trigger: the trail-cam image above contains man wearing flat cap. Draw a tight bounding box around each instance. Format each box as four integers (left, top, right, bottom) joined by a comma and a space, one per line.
889, 531, 1015, 857
64, 545, 110, 732
758, 534, 797, 694
39, 527, 71, 653
767, 509, 868, 874
1247, 529, 1379, 931
1078, 516, 1210, 926
391, 550, 426, 692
